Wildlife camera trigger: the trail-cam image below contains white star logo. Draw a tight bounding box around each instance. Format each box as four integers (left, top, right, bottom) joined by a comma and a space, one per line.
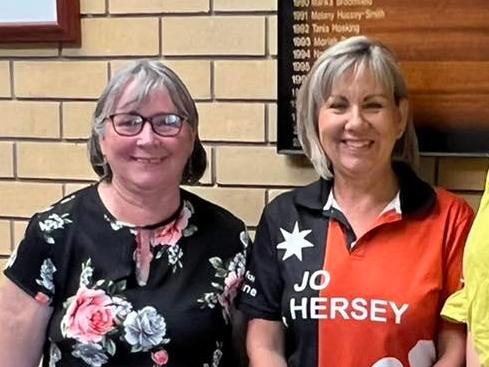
276, 221, 314, 261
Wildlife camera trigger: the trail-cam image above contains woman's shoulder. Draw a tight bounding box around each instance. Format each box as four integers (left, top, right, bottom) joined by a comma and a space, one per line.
181, 188, 246, 229
28, 184, 98, 243
264, 178, 326, 214
34, 184, 97, 221
434, 187, 474, 220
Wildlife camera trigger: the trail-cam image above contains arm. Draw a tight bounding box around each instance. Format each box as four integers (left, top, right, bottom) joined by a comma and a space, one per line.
466, 331, 482, 367
435, 202, 475, 367
0, 275, 52, 366
247, 318, 287, 367
433, 321, 466, 367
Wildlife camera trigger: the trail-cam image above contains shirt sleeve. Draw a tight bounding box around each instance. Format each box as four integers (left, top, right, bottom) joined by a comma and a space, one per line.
238, 207, 283, 321
441, 202, 474, 305
3, 213, 57, 305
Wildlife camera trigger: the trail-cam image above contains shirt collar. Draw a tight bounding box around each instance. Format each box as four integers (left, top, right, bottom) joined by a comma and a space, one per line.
323, 190, 401, 216
295, 161, 435, 217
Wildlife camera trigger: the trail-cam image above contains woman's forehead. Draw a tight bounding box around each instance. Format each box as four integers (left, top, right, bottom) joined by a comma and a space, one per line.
115, 81, 173, 110
328, 64, 392, 97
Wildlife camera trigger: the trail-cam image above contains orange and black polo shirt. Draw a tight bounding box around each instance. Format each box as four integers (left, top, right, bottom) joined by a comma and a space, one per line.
239, 162, 473, 367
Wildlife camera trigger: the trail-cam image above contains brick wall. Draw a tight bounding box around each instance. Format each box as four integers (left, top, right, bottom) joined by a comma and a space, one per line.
0, 0, 487, 265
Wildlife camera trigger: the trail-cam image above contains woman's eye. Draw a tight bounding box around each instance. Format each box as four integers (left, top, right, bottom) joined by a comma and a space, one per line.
330, 103, 347, 110
153, 114, 181, 127
119, 118, 140, 126
364, 103, 383, 109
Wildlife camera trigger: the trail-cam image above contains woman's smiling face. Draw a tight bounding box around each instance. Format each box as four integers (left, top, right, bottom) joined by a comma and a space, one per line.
100, 81, 195, 192
318, 67, 408, 179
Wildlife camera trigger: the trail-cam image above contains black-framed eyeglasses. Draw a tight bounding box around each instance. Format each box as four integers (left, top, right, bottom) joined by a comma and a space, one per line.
107, 112, 185, 137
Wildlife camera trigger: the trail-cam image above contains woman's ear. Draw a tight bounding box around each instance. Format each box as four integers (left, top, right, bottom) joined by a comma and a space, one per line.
397, 98, 409, 138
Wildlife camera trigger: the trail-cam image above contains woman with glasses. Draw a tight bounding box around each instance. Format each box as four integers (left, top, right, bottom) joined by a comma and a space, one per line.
0, 60, 249, 367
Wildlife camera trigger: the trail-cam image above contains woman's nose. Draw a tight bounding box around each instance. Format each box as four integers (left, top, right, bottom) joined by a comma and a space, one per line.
345, 106, 367, 130
136, 121, 158, 144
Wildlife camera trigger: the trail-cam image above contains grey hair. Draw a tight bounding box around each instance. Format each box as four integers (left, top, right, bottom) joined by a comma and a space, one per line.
296, 35, 419, 179
87, 59, 206, 185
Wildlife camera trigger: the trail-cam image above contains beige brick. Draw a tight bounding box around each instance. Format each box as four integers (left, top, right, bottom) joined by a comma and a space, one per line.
438, 158, 489, 190
214, 0, 277, 11
15, 61, 107, 98
216, 146, 318, 186
185, 187, 265, 226
163, 60, 211, 100
0, 220, 11, 255
13, 220, 29, 246
418, 157, 436, 185
0, 44, 58, 57
0, 101, 60, 138
63, 18, 159, 57
65, 183, 93, 195
63, 102, 96, 139
197, 102, 265, 142
110, 0, 209, 13
459, 192, 483, 213
268, 15, 277, 56
215, 60, 276, 99
0, 182, 62, 218
162, 16, 265, 56
0, 142, 14, 178
111, 60, 211, 100
199, 146, 212, 184
17, 142, 96, 180
81, 0, 106, 14
268, 188, 291, 203
268, 103, 277, 142
0, 61, 10, 97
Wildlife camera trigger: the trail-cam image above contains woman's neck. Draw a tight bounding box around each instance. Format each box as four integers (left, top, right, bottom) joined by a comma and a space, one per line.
332, 167, 399, 216
98, 179, 181, 227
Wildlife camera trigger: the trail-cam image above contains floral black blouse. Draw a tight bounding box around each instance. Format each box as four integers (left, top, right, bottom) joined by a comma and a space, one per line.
4, 184, 249, 367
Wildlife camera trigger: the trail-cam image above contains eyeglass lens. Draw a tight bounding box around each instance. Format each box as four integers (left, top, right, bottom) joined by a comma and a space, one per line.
111, 113, 183, 137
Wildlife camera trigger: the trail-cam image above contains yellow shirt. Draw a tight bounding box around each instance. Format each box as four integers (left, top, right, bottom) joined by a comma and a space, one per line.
442, 169, 489, 367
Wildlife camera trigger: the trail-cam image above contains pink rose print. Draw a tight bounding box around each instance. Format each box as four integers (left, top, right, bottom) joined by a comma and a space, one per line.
64, 287, 115, 343
154, 206, 191, 247
152, 349, 169, 366
219, 271, 243, 313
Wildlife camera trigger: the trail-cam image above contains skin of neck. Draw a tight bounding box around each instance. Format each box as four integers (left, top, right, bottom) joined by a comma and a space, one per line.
98, 176, 181, 227
332, 164, 399, 216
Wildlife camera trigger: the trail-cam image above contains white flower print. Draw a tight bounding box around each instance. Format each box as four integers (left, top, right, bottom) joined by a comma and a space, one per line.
167, 245, 184, 271
198, 236, 247, 323
112, 296, 133, 323
203, 341, 223, 367
370, 339, 436, 367
198, 292, 220, 309
103, 214, 126, 231
79, 258, 94, 287
72, 342, 108, 367
239, 230, 250, 248
36, 258, 56, 292
39, 213, 72, 244
123, 306, 170, 352
60, 259, 173, 366
49, 342, 62, 367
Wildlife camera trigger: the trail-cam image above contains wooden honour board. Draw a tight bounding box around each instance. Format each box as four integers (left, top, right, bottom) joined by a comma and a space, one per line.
278, 0, 489, 155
